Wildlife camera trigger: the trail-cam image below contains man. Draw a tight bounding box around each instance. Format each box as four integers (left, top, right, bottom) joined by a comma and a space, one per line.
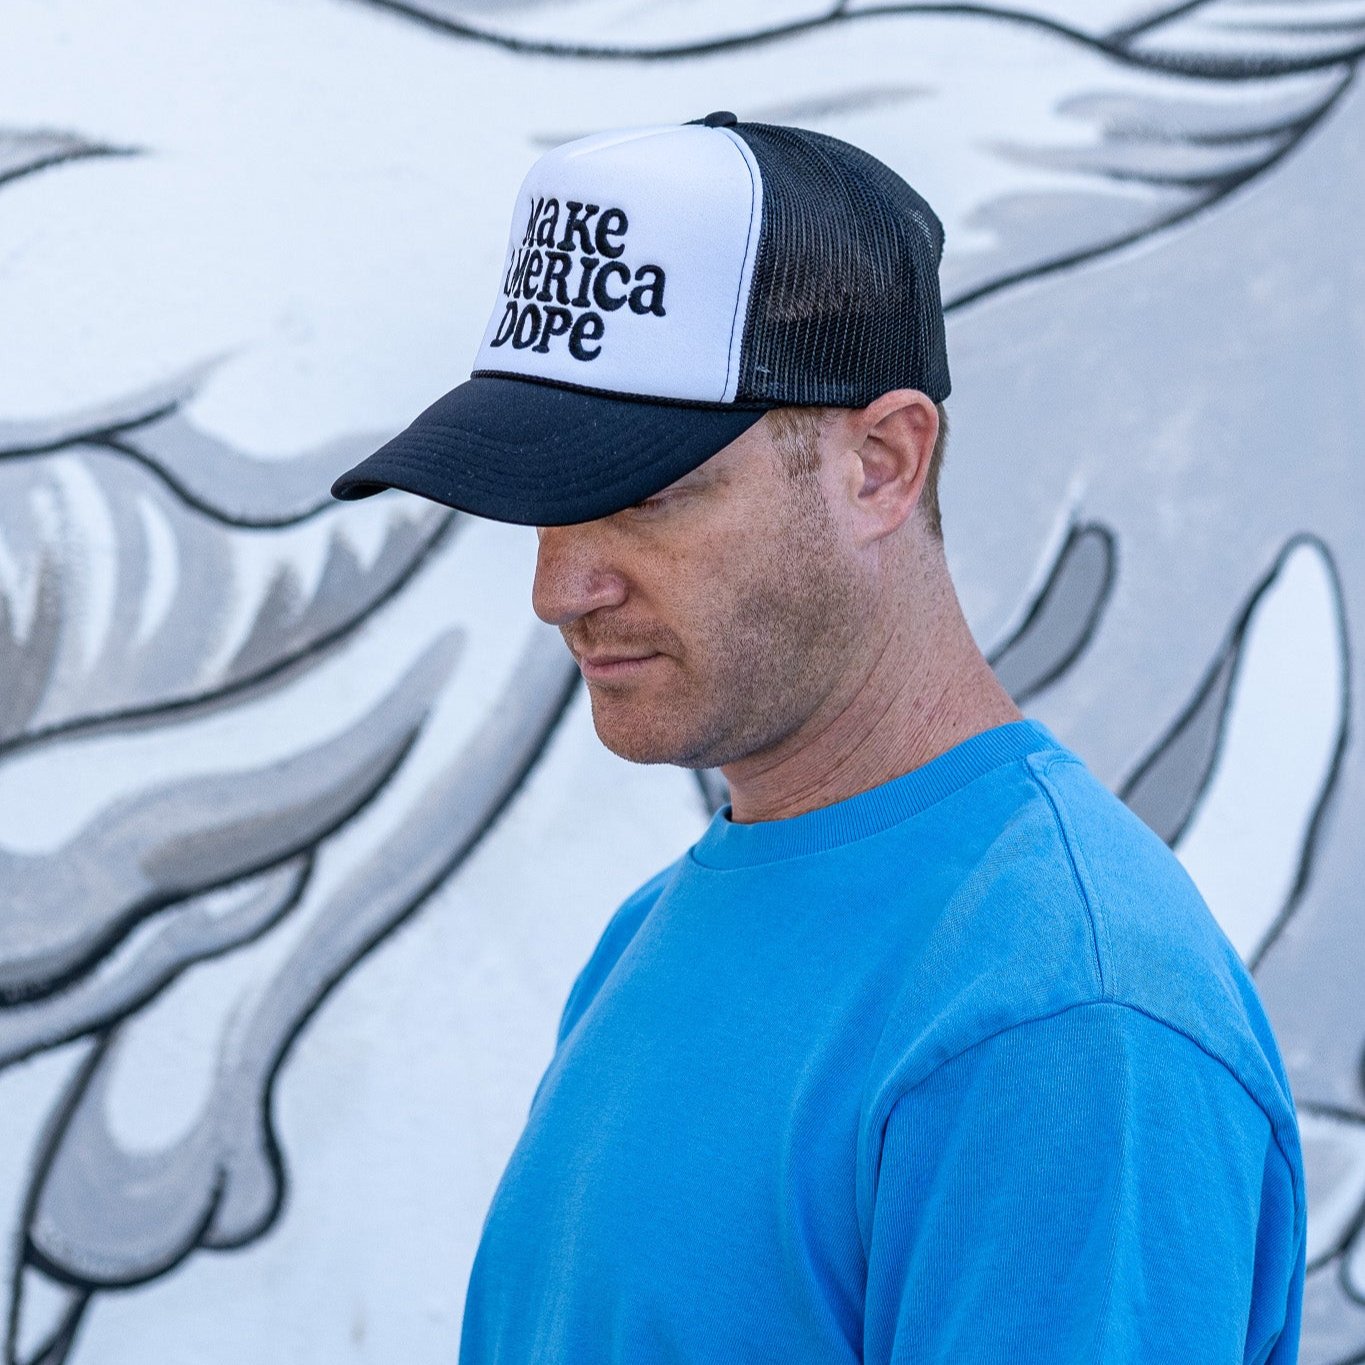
332, 112, 1306, 1362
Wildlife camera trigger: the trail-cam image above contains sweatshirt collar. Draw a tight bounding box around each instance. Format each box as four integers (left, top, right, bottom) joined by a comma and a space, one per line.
690, 717, 1064, 869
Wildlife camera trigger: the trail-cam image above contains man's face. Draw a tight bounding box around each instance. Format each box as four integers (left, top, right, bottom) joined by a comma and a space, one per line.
531, 414, 871, 770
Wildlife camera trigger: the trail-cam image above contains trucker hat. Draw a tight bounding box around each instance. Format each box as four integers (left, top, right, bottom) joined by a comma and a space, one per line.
330, 110, 951, 525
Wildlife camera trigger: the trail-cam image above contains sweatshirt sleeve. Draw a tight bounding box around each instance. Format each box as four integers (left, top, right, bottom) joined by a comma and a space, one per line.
863, 1001, 1303, 1364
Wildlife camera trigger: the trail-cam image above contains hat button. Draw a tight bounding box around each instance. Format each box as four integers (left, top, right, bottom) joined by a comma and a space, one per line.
701, 110, 738, 127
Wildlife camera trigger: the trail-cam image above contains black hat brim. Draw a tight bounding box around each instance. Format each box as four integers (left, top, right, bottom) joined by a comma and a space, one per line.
330, 374, 776, 526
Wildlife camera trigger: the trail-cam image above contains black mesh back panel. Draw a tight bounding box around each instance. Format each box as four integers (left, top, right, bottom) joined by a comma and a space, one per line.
731, 123, 951, 407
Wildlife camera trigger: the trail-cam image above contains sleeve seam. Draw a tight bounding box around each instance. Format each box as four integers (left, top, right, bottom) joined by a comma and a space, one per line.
1020, 753, 1304, 1230
879, 998, 1304, 1229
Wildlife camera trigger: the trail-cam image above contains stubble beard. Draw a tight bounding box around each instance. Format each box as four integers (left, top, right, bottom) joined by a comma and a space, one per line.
586, 486, 868, 770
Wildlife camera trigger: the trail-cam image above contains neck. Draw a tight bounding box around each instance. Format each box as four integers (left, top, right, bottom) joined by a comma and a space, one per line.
718, 561, 1022, 824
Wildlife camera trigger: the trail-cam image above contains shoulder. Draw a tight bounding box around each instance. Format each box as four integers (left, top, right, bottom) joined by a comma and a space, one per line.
863, 747, 1302, 1212
1020, 750, 1232, 1003
554, 857, 683, 1047
1021, 753, 1299, 1144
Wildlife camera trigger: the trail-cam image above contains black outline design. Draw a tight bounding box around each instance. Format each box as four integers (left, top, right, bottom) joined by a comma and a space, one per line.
5, 650, 582, 1361
2, 1, 1361, 1359
988, 522, 1117, 701
0, 388, 461, 761
1118, 532, 1351, 976
0, 130, 137, 194
0, 724, 420, 1009
2, 405, 383, 529
335, 0, 1365, 76
342, 0, 1364, 314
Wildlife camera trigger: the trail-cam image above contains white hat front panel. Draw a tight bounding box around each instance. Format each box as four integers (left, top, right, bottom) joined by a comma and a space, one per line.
471, 124, 762, 404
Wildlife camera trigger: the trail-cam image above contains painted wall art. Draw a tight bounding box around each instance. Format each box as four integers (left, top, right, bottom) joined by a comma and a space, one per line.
1, 0, 1362, 1359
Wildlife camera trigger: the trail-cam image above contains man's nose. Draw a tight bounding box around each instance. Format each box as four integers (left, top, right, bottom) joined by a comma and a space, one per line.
531, 523, 629, 627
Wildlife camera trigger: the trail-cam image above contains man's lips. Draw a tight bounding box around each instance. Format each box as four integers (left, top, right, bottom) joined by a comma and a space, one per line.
580, 651, 655, 666
575, 650, 663, 680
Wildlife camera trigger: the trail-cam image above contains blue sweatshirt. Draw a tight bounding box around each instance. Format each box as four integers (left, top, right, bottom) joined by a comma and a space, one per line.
459, 718, 1306, 1363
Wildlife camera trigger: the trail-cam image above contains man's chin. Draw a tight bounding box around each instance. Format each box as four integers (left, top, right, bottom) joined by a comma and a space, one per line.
593, 727, 703, 768
587, 697, 717, 769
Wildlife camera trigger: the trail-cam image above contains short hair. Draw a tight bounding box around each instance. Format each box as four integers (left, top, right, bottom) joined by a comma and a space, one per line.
765, 400, 950, 541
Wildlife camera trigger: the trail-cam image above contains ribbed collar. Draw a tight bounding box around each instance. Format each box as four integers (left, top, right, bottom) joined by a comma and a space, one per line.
690, 717, 1064, 869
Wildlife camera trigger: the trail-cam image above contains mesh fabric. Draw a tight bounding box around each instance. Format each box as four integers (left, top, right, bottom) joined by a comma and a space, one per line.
731, 123, 951, 407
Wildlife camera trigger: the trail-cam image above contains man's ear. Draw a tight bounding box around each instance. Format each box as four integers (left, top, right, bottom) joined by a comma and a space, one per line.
845, 389, 938, 546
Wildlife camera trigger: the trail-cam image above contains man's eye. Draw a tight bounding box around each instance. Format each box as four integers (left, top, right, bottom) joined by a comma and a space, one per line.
631, 492, 671, 512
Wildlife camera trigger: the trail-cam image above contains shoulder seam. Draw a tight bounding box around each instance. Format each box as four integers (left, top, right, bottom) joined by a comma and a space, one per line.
1023, 752, 1111, 997
886, 998, 1303, 1228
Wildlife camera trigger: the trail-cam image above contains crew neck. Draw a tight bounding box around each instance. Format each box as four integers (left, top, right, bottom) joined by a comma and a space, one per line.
690, 717, 1066, 869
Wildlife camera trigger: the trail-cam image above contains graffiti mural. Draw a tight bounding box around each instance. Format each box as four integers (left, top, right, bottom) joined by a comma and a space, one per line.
1, 0, 1362, 1359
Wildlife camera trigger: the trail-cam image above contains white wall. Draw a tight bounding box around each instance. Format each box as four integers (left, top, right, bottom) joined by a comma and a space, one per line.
1, 0, 1362, 1359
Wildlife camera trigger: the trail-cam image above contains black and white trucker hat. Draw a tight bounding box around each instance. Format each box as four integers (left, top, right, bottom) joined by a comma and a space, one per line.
330, 110, 951, 526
